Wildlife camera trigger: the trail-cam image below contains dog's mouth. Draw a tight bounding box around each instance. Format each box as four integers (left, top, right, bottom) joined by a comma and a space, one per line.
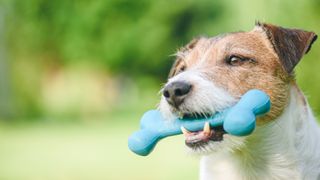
180, 112, 226, 149
181, 112, 213, 119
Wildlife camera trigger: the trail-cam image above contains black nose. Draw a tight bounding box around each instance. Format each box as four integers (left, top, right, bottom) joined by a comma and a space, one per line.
163, 81, 192, 107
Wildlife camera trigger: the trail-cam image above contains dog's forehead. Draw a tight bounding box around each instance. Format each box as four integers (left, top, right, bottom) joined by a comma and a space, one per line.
185, 30, 278, 66
200, 31, 272, 54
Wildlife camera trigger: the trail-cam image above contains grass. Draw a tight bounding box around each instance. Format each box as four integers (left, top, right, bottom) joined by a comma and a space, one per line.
0, 76, 199, 180
0, 71, 319, 180
0, 117, 199, 180
1, 54, 320, 180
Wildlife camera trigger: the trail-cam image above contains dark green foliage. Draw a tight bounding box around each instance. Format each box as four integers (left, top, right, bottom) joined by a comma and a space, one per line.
1, 0, 320, 120
7, 0, 224, 79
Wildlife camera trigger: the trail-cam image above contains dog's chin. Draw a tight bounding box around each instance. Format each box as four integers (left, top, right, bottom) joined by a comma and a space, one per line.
163, 108, 246, 155
184, 130, 226, 155
185, 134, 246, 155
158, 94, 242, 155
169, 110, 245, 155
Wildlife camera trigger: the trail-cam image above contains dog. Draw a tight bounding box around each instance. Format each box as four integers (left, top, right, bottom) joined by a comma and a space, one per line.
159, 22, 320, 179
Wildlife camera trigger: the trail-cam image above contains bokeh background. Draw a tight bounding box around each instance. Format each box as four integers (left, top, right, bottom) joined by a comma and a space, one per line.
0, 0, 320, 179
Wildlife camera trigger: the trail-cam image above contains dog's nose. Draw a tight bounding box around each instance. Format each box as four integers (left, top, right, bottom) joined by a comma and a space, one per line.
163, 81, 192, 107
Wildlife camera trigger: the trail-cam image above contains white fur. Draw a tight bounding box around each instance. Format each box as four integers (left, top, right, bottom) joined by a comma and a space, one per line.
200, 86, 320, 180
159, 70, 320, 179
159, 70, 245, 154
159, 70, 236, 121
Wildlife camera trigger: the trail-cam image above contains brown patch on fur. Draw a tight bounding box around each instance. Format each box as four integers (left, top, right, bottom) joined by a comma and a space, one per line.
170, 31, 287, 123
169, 38, 201, 78
257, 23, 317, 74
168, 58, 184, 78
169, 23, 316, 124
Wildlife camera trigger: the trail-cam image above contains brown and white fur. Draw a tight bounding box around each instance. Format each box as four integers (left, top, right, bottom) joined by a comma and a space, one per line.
159, 23, 320, 179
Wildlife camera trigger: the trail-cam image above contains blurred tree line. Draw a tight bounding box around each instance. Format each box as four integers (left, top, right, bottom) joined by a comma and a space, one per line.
0, 0, 227, 120
1, 0, 320, 121
7, 0, 224, 77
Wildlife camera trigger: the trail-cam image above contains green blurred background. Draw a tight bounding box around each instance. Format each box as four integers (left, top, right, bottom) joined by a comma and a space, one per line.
0, 0, 319, 179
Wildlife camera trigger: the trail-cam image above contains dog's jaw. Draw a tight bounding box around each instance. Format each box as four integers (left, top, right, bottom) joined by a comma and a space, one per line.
159, 69, 243, 154
159, 70, 236, 119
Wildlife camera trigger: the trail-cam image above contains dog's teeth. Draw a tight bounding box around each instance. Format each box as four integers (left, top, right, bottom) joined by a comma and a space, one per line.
181, 126, 191, 136
203, 122, 211, 134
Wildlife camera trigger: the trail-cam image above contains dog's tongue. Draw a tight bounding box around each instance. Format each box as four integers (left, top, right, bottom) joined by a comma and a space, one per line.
181, 122, 225, 146
180, 122, 211, 143
185, 130, 213, 143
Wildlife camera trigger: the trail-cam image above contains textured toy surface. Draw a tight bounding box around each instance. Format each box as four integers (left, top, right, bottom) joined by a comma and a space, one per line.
128, 89, 271, 156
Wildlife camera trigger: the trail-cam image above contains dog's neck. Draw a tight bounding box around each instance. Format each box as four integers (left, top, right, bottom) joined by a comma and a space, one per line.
200, 85, 320, 180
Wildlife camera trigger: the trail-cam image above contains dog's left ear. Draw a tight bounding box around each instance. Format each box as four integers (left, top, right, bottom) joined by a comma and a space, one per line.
257, 22, 317, 74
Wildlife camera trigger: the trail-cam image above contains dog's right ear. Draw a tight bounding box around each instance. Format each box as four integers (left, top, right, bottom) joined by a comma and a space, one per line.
256, 22, 317, 74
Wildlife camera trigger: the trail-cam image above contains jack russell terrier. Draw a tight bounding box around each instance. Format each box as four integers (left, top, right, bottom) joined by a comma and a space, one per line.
159, 22, 320, 180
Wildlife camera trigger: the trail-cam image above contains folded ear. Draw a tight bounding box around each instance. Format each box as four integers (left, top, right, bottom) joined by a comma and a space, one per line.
257, 22, 317, 74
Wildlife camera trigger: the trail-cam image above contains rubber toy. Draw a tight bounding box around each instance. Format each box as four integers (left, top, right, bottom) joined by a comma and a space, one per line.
128, 89, 270, 156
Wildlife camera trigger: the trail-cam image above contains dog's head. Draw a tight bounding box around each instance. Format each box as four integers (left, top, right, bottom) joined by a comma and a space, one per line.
159, 23, 317, 154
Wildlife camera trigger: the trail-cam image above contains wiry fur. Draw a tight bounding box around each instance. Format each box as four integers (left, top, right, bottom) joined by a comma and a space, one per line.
158, 23, 320, 179
200, 85, 320, 180
159, 70, 244, 154
159, 70, 236, 121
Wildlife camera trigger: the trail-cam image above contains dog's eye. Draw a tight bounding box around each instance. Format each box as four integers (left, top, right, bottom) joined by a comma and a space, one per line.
179, 65, 186, 72
175, 65, 186, 75
227, 56, 244, 66
169, 65, 186, 78
226, 55, 254, 66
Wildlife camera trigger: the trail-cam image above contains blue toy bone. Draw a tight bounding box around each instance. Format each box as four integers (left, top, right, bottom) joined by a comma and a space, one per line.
128, 89, 271, 156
